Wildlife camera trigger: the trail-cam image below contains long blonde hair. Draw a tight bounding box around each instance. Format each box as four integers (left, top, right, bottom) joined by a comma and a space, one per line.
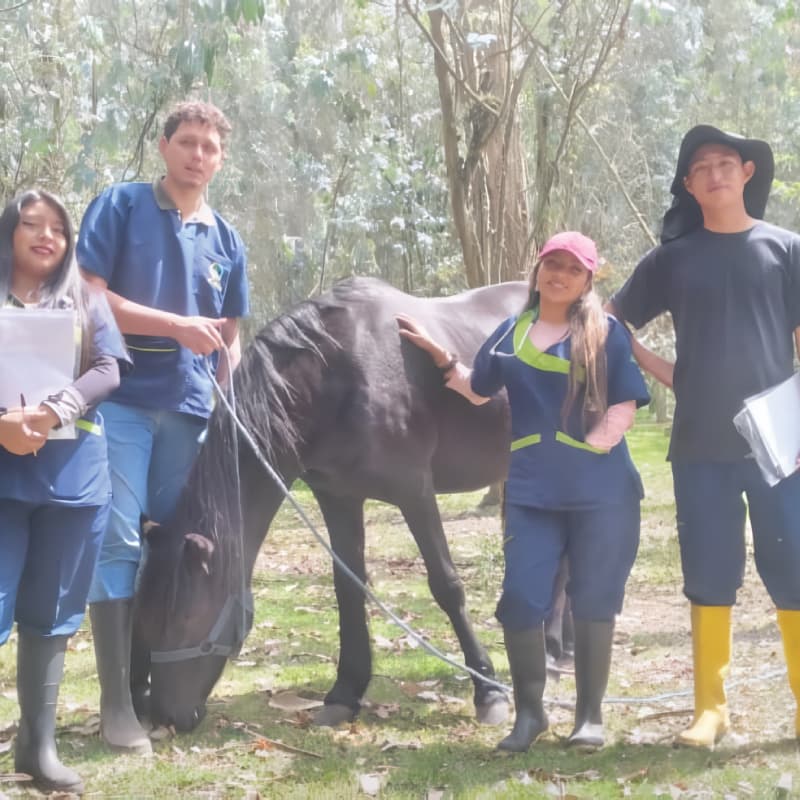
525, 264, 608, 432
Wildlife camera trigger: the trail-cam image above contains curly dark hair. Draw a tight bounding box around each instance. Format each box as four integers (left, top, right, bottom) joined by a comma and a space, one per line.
163, 101, 232, 150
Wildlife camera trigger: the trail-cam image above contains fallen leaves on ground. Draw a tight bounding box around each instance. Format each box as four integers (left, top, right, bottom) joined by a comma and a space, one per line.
64, 714, 100, 737
250, 734, 322, 759
267, 691, 323, 712
379, 737, 421, 752
358, 771, 388, 796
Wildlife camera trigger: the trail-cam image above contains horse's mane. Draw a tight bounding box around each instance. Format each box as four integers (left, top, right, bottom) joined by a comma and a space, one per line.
170, 293, 343, 556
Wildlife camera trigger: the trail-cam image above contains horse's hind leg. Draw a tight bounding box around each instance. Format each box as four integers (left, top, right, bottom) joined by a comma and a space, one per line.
400, 494, 509, 725
544, 554, 574, 666
311, 490, 370, 727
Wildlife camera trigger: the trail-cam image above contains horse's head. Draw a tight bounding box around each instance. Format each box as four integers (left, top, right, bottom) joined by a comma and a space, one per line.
135, 521, 251, 732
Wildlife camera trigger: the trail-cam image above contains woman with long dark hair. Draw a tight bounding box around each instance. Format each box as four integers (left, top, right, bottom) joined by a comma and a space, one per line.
398, 232, 649, 751
0, 189, 129, 794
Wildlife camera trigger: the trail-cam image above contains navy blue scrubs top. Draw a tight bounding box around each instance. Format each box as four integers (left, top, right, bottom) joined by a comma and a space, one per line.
471, 311, 649, 510
0, 295, 130, 507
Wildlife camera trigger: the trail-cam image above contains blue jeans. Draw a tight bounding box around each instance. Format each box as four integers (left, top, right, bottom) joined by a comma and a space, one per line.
87, 401, 205, 603
0, 501, 108, 643
672, 460, 800, 609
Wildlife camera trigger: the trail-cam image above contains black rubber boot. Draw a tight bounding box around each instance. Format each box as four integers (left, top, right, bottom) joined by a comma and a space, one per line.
567, 619, 614, 750
497, 625, 549, 752
90, 599, 152, 754
14, 631, 84, 795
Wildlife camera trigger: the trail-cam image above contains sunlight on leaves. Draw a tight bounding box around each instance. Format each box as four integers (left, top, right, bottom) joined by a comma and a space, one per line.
0, 772, 32, 783
379, 737, 421, 751
268, 692, 323, 711
358, 772, 384, 796
64, 715, 100, 737
149, 725, 174, 741
369, 702, 400, 719
775, 773, 793, 797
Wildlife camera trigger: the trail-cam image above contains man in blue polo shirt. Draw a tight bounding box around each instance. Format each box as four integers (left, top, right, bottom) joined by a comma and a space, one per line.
78, 100, 249, 753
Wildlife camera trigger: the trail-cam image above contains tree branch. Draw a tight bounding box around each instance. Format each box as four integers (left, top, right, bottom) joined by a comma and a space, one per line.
316, 155, 350, 296
401, 0, 499, 117
536, 56, 657, 247
0, 0, 34, 12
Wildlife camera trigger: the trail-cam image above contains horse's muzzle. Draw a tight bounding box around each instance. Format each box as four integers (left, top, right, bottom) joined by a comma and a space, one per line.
154, 702, 207, 733
176, 704, 207, 732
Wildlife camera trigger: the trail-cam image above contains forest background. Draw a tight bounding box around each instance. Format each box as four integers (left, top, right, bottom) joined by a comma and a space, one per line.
4, 0, 800, 377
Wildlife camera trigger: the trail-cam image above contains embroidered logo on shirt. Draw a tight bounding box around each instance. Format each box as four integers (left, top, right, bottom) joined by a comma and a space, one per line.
208, 262, 224, 291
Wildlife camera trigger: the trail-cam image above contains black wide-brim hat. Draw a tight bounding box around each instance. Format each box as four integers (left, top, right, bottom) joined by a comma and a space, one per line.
660, 124, 774, 243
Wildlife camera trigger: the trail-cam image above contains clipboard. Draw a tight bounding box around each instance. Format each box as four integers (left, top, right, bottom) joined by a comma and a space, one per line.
733, 371, 800, 486
0, 308, 78, 439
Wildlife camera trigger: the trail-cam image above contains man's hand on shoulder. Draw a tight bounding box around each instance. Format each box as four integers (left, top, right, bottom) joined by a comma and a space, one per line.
171, 315, 226, 355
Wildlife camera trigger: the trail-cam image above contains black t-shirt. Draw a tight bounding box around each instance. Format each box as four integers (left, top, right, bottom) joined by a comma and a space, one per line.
612, 222, 800, 461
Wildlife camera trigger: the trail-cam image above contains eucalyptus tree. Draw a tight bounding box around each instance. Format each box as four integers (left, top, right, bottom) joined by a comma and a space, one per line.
402, 0, 631, 288
0, 0, 264, 206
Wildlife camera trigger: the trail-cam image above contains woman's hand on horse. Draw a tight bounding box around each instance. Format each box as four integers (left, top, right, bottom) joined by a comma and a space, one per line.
395, 314, 452, 367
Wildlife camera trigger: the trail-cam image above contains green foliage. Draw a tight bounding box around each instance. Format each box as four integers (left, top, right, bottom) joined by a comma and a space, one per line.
4, 0, 800, 326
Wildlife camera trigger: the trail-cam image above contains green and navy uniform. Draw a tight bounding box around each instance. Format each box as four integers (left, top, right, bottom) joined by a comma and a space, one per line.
0, 294, 130, 642
77, 179, 249, 602
613, 222, 800, 609
471, 312, 649, 629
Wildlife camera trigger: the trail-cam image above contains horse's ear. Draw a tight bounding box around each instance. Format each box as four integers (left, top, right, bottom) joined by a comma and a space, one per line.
184, 532, 215, 576
141, 518, 160, 539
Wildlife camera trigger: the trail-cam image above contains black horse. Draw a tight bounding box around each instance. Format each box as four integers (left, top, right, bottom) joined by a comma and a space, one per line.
136, 276, 537, 732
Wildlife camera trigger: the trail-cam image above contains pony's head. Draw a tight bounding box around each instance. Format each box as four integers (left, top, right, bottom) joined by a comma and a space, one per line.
135, 299, 339, 731
136, 518, 252, 731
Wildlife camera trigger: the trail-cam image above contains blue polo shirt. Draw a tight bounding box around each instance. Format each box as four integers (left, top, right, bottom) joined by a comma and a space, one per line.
77, 180, 249, 418
0, 294, 130, 506
472, 312, 649, 510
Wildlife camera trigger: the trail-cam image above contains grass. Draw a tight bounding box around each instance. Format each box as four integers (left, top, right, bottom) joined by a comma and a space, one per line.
1, 421, 799, 798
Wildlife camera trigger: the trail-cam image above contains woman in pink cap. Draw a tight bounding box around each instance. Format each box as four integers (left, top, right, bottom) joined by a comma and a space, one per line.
398, 232, 648, 751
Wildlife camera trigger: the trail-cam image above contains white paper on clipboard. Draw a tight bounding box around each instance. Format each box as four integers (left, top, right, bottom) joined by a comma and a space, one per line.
733, 371, 800, 486
0, 308, 78, 439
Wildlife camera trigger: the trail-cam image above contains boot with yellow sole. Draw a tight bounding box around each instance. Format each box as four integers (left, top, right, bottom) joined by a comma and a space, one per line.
777, 609, 800, 740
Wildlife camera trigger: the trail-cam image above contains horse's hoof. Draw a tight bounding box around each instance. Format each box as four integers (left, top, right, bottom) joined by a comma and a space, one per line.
313, 703, 357, 727
476, 692, 510, 725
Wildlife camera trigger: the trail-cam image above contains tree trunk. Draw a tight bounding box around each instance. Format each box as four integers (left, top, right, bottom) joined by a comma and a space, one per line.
428, 11, 530, 288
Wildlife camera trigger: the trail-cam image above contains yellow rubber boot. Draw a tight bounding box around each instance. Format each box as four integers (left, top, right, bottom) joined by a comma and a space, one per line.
676, 604, 732, 748
777, 609, 800, 739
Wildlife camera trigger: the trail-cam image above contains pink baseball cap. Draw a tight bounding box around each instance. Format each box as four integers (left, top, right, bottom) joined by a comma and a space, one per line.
538, 231, 598, 273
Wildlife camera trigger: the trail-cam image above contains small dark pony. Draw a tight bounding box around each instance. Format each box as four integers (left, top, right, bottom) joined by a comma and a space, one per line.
136, 276, 567, 732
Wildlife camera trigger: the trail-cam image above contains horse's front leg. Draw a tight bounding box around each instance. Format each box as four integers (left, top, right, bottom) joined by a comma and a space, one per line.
312, 490, 370, 726
400, 493, 509, 725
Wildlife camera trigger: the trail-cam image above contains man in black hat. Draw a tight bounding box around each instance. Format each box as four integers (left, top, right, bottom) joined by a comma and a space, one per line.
609, 125, 800, 748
